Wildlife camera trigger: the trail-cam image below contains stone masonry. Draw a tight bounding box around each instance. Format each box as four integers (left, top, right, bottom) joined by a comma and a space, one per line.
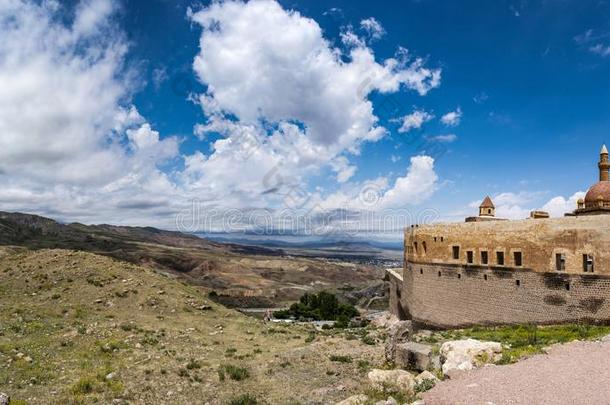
389, 145, 610, 328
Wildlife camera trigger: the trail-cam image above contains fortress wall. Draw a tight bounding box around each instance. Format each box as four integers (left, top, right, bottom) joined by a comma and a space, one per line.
387, 269, 409, 320
405, 216, 610, 275
402, 263, 610, 328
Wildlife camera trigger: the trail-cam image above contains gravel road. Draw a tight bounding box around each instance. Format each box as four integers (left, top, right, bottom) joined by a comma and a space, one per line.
423, 338, 610, 404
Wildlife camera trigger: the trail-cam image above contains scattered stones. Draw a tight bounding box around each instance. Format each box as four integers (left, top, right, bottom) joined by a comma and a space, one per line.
395, 341, 435, 372
368, 369, 416, 396
440, 339, 502, 378
384, 320, 413, 363
335, 394, 369, 405
0, 393, 9, 405
410, 400, 425, 405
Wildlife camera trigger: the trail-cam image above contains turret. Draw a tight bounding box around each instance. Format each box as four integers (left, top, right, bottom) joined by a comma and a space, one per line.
479, 196, 495, 217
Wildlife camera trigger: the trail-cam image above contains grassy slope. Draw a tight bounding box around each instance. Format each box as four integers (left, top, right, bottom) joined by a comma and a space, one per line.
0, 247, 384, 404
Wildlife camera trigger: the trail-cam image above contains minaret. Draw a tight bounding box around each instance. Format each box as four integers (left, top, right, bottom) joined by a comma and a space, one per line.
600, 144, 609, 182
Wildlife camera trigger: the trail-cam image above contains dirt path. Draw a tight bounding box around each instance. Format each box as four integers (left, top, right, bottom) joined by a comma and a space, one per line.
423, 338, 610, 405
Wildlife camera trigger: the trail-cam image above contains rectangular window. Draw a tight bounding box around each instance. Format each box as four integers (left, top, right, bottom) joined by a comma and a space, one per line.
514, 252, 523, 267
466, 251, 474, 264
452, 246, 460, 260
583, 254, 594, 272
481, 251, 489, 265
496, 251, 505, 266
556, 253, 566, 271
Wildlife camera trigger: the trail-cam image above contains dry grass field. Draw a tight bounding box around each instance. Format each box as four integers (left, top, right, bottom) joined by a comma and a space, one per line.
0, 247, 386, 404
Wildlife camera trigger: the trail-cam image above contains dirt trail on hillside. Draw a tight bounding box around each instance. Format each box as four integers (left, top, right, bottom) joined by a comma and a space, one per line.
424, 338, 610, 405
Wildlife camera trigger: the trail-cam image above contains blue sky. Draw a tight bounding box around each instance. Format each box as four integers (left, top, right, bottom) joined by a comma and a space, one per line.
1, 0, 609, 240
127, 0, 610, 211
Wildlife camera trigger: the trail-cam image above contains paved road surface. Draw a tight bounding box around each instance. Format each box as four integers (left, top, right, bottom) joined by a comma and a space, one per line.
423, 339, 610, 404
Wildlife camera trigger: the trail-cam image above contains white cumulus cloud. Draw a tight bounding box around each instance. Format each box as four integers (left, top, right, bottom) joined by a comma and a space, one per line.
0, 0, 443, 235
397, 109, 434, 133
440, 107, 462, 126
360, 17, 385, 40
187, 0, 441, 206
541, 191, 585, 217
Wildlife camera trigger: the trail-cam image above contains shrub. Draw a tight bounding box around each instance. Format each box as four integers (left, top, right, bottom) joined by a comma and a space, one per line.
361, 335, 376, 345
329, 355, 352, 363
357, 359, 371, 372
119, 322, 135, 332
228, 394, 258, 405
186, 358, 201, 370
415, 378, 437, 393
219, 365, 250, 381
305, 332, 316, 343
71, 377, 96, 394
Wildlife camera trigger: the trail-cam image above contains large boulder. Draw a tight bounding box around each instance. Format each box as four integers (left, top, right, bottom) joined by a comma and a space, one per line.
440, 339, 502, 378
384, 320, 413, 362
368, 369, 416, 396
0, 393, 9, 405
395, 342, 436, 372
336, 394, 369, 405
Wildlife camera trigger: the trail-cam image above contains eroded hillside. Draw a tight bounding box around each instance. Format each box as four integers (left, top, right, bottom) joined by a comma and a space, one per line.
0, 212, 382, 306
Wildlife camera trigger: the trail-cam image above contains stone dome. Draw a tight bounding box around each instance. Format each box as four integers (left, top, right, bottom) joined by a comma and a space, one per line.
585, 182, 610, 205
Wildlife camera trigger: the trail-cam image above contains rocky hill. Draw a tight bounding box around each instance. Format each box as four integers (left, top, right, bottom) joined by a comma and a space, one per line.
0, 212, 382, 306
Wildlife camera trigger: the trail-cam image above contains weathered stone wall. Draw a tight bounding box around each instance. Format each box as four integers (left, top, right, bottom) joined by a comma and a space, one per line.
405, 216, 610, 275
402, 263, 610, 328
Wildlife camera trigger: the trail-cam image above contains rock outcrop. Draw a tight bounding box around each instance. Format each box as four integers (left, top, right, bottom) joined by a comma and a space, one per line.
384, 320, 413, 362
395, 341, 438, 372
440, 339, 502, 378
